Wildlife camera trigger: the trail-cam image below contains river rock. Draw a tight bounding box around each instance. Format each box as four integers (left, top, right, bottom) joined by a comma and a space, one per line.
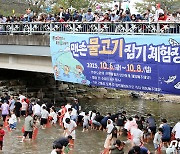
58, 83, 69, 91
96, 88, 108, 94
66, 97, 76, 102
9, 80, 19, 86
76, 89, 87, 93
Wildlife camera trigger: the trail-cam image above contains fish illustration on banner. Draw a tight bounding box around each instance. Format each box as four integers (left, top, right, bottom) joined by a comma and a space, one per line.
164, 75, 177, 84
174, 82, 180, 90
51, 42, 90, 84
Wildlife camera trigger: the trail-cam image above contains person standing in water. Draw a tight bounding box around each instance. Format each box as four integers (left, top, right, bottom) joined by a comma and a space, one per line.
21, 112, 34, 142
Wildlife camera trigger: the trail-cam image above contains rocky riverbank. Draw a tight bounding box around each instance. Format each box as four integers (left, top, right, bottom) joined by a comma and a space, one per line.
0, 69, 179, 104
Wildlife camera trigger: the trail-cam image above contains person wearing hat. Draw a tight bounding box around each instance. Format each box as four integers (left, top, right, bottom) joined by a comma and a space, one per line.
83, 8, 93, 22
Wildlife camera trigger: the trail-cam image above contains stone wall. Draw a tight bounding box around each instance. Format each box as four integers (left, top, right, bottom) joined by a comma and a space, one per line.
0, 35, 50, 46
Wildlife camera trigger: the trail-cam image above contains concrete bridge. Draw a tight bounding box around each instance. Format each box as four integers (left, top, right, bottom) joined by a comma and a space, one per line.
0, 21, 179, 74
0, 35, 53, 73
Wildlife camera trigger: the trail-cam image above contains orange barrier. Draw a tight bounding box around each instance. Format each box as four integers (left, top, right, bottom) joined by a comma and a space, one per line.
32, 127, 38, 140
127, 131, 133, 140
46, 118, 51, 128
157, 145, 162, 154
101, 148, 109, 154
7, 126, 11, 132
22, 126, 25, 133
3, 117, 8, 127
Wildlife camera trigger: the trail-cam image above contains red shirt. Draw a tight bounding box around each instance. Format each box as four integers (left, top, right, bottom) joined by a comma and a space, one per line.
0, 129, 5, 141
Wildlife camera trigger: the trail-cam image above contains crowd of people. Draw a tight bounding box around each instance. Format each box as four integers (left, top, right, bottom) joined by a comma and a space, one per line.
0, 4, 180, 23
0, 92, 180, 154
0, 4, 180, 34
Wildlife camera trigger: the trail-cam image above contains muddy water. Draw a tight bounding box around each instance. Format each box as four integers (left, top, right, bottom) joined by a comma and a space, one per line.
2, 97, 180, 154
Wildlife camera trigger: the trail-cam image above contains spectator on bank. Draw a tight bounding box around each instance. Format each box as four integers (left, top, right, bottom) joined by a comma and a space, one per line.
110, 11, 119, 22
121, 10, 131, 22
83, 8, 93, 22
64, 9, 71, 21
154, 3, 164, 21
113, 4, 120, 15
58, 7, 65, 19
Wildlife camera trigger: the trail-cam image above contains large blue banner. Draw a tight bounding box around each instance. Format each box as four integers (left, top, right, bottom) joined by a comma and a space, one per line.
50, 33, 180, 95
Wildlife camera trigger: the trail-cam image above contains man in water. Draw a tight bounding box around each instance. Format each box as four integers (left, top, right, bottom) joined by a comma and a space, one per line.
53, 135, 73, 153
21, 112, 34, 142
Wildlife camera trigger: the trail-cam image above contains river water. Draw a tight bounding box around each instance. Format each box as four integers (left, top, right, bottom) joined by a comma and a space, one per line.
2, 97, 180, 154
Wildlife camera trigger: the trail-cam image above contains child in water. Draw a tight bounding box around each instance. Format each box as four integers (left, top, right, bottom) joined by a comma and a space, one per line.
0, 124, 5, 150
82, 112, 89, 132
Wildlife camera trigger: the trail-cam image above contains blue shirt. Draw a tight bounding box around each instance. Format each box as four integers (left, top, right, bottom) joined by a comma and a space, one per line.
162, 123, 171, 139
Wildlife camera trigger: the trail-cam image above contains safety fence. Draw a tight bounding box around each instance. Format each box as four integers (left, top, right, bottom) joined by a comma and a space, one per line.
0, 21, 180, 35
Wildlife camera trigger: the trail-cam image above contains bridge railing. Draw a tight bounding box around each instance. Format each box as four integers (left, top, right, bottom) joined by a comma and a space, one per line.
0, 21, 179, 35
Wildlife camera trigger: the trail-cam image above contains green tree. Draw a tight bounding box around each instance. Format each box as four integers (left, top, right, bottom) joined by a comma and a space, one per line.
135, 0, 180, 14
55, 0, 110, 13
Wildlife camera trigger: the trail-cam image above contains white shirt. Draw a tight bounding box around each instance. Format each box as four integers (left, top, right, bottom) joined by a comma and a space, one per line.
19, 95, 26, 103
49, 111, 57, 123
106, 120, 114, 134
83, 115, 89, 124
41, 104, 46, 112
172, 122, 180, 139
63, 112, 71, 124
131, 128, 143, 146
33, 104, 41, 115
21, 101, 28, 111
71, 108, 77, 116
65, 104, 71, 111
155, 8, 164, 21
51, 149, 57, 154
41, 109, 49, 119
79, 112, 85, 117
64, 120, 77, 139
9, 114, 17, 124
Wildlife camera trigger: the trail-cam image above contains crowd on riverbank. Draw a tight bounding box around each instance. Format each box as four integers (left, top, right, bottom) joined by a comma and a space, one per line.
0, 92, 180, 154
0, 3, 180, 23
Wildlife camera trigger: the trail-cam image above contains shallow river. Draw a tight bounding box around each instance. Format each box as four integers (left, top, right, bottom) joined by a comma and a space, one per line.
2, 97, 180, 154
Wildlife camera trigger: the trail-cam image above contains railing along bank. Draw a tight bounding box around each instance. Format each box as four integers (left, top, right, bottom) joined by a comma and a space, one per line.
0, 21, 179, 35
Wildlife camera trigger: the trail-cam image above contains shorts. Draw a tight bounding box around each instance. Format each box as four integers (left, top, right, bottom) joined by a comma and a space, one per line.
115, 126, 123, 131
162, 138, 170, 142
21, 110, 26, 116
92, 120, 101, 127
83, 122, 89, 128
0, 141, 3, 149
154, 143, 159, 150
10, 122, 17, 129
41, 118, 47, 125
23, 131, 33, 139
15, 110, 21, 117
2, 115, 7, 122
149, 126, 156, 135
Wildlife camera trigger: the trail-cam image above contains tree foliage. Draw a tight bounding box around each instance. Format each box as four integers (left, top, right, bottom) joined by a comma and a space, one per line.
135, 0, 180, 14
55, 0, 110, 12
